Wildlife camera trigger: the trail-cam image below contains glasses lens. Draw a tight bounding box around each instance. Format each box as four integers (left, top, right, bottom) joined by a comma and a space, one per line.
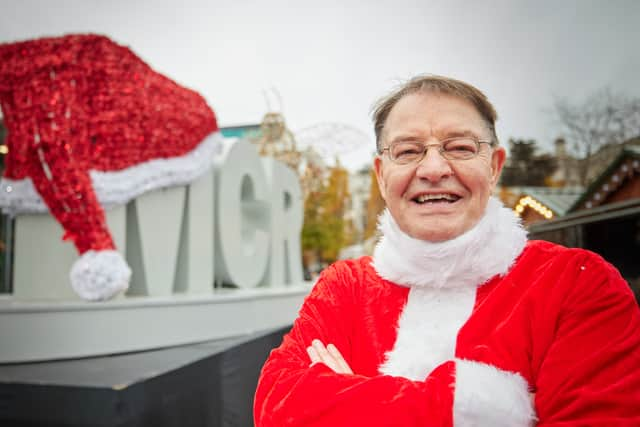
390, 141, 425, 164
442, 138, 478, 160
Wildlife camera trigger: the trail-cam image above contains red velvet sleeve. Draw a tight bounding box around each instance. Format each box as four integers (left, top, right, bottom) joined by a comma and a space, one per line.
253, 264, 456, 427
535, 251, 640, 425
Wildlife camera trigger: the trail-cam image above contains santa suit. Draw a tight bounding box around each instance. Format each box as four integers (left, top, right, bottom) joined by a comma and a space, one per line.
254, 198, 640, 426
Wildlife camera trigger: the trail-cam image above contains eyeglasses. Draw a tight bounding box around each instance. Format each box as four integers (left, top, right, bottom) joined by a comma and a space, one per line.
379, 136, 496, 165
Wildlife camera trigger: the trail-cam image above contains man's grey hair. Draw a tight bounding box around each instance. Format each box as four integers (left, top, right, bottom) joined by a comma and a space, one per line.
371, 74, 499, 153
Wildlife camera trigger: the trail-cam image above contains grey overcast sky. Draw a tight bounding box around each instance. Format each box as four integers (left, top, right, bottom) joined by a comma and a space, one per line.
1, 0, 638, 170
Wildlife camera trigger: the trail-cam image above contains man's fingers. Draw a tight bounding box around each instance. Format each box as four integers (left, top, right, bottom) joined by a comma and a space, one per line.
306, 345, 321, 365
308, 339, 341, 372
327, 343, 353, 374
307, 340, 353, 375
307, 340, 328, 366
312, 339, 341, 372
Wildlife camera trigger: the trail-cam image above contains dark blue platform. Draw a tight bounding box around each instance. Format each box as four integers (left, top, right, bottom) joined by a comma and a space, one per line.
0, 327, 288, 427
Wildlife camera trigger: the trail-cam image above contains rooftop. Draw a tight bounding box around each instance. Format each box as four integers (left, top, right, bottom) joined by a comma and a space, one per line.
514, 186, 584, 216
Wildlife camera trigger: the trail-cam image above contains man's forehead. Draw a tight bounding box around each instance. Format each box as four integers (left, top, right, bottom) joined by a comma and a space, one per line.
391, 91, 482, 117
383, 93, 491, 139
386, 127, 482, 142
383, 117, 490, 141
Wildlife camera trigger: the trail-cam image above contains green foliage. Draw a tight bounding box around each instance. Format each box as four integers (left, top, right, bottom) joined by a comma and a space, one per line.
301, 165, 352, 265
364, 167, 385, 240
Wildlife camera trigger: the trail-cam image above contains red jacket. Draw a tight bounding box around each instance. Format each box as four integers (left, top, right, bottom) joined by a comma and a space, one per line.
255, 240, 640, 426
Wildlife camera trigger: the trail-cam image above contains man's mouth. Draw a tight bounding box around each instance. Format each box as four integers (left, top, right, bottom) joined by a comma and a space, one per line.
412, 193, 461, 204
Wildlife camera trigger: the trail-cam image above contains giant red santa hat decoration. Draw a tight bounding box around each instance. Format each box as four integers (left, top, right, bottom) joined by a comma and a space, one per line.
0, 34, 220, 301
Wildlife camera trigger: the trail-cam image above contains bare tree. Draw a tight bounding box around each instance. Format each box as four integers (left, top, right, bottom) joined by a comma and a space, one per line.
553, 88, 640, 185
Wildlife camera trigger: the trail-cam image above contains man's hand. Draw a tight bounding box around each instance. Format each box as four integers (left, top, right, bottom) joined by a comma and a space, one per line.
306, 339, 353, 374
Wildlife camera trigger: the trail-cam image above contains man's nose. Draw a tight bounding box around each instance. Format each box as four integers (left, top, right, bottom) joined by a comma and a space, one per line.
415, 146, 454, 182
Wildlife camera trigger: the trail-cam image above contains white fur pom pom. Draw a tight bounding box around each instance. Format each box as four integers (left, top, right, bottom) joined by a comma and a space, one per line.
70, 250, 131, 301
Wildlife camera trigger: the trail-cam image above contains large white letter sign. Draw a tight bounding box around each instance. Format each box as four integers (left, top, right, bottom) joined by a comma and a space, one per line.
126, 186, 186, 296
262, 158, 304, 286
174, 167, 215, 294
214, 139, 270, 288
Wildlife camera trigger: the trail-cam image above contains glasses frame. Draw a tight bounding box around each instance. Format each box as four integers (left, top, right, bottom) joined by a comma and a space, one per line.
379, 136, 496, 165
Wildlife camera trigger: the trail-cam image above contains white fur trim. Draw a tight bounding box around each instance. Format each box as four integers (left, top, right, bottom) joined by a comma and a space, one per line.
0, 132, 223, 214
454, 359, 536, 427
70, 250, 131, 301
372, 197, 527, 289
379, 286, 476, 380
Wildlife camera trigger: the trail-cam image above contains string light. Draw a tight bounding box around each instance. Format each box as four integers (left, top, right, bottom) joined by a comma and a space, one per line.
514, 196, 554, 220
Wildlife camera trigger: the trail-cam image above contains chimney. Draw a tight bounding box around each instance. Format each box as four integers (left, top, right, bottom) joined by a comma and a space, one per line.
555, 137, 567, 159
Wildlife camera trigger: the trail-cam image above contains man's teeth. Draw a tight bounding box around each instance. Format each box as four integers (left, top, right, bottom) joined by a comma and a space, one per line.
414, 194, 459, 203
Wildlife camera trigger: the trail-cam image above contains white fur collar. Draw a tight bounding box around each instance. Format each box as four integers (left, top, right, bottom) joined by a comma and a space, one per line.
378, 286, 476, 380
372, 197, 527, 289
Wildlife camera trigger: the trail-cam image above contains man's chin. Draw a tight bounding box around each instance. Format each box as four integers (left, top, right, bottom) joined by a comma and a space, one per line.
405, 225, 465, 243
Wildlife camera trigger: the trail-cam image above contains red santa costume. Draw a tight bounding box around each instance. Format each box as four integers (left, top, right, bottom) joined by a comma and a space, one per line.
0, 34, 219, 300
254, 197, 640, 426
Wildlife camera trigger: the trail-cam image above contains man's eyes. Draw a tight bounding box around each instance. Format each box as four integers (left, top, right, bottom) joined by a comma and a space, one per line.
444, 139, 477, 152
394, 143, 423, 156
390, 138, 478, 159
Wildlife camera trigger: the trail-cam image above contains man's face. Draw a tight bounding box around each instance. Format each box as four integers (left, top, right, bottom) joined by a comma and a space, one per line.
374, 91, 506, 242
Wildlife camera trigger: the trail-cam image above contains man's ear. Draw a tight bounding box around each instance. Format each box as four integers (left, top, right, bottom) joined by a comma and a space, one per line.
490, 146, 506, 187
373, 156, 387, 201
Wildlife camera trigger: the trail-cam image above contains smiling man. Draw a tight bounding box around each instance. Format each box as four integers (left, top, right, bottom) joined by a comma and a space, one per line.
254, 75, 640, 426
